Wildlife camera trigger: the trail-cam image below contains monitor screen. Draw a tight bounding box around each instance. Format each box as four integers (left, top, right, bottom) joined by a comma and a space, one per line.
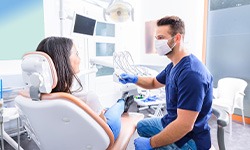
73, 14, 96, 36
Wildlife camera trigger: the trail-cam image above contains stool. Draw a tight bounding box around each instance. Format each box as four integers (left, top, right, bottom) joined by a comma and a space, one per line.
0, 108, 24, 150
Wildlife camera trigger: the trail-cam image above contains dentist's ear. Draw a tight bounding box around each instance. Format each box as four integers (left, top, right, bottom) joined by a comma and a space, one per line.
174, 33, 183, 43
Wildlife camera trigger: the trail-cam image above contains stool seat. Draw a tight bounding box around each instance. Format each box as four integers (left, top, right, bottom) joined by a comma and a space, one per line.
2, 108, 19, 122
0, 107, 23, 150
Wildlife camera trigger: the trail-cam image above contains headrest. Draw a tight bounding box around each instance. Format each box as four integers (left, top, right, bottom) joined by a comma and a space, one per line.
21, 52, 58, 97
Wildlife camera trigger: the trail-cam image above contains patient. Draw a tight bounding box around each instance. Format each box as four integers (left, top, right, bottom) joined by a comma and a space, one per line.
35, 36, 134, 140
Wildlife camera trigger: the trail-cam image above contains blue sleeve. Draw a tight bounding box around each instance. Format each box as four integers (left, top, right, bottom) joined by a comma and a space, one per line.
156, 63, 173, 84
156, 69, 166, 84
177, 71, 207, 112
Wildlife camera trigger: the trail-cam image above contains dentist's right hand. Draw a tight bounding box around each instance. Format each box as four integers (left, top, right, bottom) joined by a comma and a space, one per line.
119, 73, 138, 84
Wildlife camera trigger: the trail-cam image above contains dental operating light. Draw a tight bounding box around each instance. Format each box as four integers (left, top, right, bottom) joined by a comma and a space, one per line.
83, 0, 134, 23
104, 0, 134, 22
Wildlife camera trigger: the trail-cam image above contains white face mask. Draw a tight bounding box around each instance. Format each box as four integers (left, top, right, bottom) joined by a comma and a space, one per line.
155, 38, 176, 56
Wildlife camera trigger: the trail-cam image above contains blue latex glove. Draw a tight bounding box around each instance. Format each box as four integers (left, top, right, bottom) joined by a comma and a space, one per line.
134, 137, 153, 150
119, 73, 138, 84
142, 95, 159, 102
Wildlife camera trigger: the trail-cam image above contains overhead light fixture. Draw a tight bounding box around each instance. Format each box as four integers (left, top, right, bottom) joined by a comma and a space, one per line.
104, 0, 134, 23
82, 0, 134, 23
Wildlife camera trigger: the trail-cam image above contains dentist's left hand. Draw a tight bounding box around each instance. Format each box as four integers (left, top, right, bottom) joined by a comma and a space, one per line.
134, 137, 153, 150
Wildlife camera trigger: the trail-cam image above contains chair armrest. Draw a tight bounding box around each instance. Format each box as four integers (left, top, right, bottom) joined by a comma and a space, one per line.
212, 106, 229, 150
212, 106, 229, 127
237, 91, 245, 96
111, 112, 144, 150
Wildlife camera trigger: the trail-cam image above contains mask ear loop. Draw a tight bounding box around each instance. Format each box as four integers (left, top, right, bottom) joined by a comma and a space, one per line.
170, 43, 176, 49
169, 35, 176, 49
171, 33, 184, 48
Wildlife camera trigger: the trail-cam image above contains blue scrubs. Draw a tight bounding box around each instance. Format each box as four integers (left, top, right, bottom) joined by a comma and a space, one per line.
156, 54, 213, 149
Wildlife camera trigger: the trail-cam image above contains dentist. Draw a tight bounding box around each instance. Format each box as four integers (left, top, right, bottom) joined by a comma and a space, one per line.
119, 16, 213, 150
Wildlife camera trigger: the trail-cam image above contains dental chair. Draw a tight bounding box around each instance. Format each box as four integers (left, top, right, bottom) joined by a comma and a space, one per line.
14, 52, 144, 150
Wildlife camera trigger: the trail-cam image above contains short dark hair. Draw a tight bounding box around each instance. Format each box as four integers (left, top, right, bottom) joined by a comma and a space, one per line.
36, 36, 82, 93
157, 16, 185, 36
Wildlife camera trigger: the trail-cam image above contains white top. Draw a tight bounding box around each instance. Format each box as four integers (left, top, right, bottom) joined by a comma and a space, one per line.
71, 80, 103, 115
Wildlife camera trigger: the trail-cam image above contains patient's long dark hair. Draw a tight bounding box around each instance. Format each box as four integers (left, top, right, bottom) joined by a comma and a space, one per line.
36, 36, 82, 93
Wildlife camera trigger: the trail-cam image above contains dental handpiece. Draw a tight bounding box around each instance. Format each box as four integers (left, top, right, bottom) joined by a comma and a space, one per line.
115, 73, 124, 81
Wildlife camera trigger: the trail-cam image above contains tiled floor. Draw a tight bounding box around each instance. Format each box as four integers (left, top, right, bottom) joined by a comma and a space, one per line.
2, 102, 250, 150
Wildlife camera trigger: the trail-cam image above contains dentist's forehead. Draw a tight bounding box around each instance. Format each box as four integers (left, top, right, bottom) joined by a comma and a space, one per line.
156, 26, 172, 35
155, 25, 172, 39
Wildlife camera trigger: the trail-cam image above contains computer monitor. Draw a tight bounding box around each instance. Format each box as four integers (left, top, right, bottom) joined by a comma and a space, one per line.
72, 13, 96, 36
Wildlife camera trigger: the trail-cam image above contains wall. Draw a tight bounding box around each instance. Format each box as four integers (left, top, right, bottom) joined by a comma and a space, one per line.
0, 0, 44, 88
0, 0, 44, 60
206, 4, 250, 117
139, 0, 205, 66
0, 60, 24, 88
